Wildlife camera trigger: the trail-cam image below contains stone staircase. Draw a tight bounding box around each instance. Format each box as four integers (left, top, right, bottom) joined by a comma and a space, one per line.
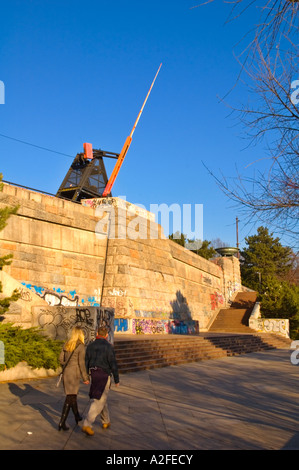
114, 331, 291, 374
209, 291, 258, 333
114, 291, 291, 374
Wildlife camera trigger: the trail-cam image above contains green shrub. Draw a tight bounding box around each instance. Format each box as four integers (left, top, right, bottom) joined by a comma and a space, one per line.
0, 323, 63, 371
258, 277, 299, 340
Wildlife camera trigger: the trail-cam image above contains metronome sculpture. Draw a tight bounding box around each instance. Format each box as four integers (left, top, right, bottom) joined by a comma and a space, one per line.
55, 146, 119, 202
56, 64, 162, 203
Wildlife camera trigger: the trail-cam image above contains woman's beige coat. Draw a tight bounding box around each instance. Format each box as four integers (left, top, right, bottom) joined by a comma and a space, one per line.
59, 340, 89, 395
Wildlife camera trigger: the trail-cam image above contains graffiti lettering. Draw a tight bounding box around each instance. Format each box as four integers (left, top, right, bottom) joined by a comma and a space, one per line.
94, 289, 101, 302
21, 283, 79, 306
257, 318, 288, 335
97, 307, 115, 343
19, 288, 32, 302
114, 318, 129, 332
203, 276, 212, 286
169, 320, 199, 335
108, 288, 127, 297
32, 306, 114, 344
227, 281, 241, 301
75, 308, 93, 326
132, 319, 199, 335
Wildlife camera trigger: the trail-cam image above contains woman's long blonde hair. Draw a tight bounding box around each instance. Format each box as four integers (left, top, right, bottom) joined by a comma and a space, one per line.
64, 326, 85, 352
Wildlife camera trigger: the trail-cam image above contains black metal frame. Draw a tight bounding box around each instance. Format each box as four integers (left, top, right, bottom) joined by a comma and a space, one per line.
56, 149, 119, 202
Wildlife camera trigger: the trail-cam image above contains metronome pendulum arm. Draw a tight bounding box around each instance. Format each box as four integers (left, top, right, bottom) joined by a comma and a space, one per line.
102, 63, 162, 197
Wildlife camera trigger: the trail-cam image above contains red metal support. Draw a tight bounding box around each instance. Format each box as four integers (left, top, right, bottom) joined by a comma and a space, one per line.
83, 142, 93, 159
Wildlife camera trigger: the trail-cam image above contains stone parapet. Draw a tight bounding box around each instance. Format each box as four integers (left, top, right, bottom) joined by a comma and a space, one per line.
249, 302, 290, 338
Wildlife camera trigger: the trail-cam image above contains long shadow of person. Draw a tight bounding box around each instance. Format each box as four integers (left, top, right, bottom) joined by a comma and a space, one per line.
8, 382, 61, 430
169, 290, 198, 334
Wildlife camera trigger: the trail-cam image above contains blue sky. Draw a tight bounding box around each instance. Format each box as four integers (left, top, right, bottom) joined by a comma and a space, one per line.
0, 0, 275, 249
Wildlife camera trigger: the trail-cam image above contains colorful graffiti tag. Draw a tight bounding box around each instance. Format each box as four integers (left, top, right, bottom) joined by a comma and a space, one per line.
132, 319, 198, 335
21, 283, 79, 306
210, 291, 225, 310
114, 318, 129, 332
21, 283, 102, 307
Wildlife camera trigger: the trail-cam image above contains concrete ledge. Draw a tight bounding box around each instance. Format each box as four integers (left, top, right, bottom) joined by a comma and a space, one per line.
249, 302, 290, 338
0, 361, 60, 383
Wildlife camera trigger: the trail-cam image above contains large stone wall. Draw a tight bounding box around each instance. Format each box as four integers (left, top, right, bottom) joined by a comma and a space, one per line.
0, 184, 107, 312
0, 184, 241, 334
82, 197, 241, 333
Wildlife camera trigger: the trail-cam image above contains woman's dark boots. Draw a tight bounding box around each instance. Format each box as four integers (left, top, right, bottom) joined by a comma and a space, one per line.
70, 395, 82, 424
58, 400, 71, 431
58, 395, 82, 430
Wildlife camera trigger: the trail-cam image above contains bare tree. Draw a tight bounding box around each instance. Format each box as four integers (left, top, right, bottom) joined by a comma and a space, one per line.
207, 41, 299, 237
192, 0, 298, 54
196, 1, 299, 243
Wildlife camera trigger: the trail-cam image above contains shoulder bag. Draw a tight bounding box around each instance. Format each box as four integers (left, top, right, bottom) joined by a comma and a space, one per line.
56, 344, 79, 387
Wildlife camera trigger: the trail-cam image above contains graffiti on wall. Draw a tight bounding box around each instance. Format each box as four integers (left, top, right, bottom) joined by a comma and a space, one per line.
97, 307, 115, 343
21, 283, 79, 306
210, 291, 224, 310
31, 306, 115, 344
168, 320, 199, 335
32, 306, 96, 343
133, 319, 166, 335
19, 288, 33, 302
132, 319, 198, 335
227, 281, 241, 302
114, 318, 129, 333
108, 288, 127, 297
85, 289, 102, 306
135, 310, 179, 320
202, 276, 212, 286
21, 283, 104, 307
255, 318, 289, 338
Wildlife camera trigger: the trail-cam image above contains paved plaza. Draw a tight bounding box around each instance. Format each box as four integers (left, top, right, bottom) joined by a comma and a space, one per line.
0, 348, 298, 452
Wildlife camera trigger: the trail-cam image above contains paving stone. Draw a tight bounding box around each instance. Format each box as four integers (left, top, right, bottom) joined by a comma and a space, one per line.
0, 349, 297, 451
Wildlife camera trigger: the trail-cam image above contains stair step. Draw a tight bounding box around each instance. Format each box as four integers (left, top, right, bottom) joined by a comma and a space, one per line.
114, 331, 291, 374
112, 292, 290, 373
209, 291, 258, 333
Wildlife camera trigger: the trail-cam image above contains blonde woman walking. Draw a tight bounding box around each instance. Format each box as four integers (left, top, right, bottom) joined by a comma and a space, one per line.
58, 326, 89, 431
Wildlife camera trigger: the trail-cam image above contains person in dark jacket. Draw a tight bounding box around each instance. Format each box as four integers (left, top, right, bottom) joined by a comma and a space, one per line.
82, 326, 120, 436
58, 326, 89, 431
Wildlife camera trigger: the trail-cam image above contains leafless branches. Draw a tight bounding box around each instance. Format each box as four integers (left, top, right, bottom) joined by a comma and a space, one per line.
198, 1, 299, 243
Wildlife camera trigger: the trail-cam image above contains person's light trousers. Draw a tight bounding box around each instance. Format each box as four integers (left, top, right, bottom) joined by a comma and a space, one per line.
83, 376, 111, 427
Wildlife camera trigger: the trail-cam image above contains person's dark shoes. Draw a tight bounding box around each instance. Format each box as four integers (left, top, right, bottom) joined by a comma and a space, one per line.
75, 414, 83, 424
58, 422, 69, 431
